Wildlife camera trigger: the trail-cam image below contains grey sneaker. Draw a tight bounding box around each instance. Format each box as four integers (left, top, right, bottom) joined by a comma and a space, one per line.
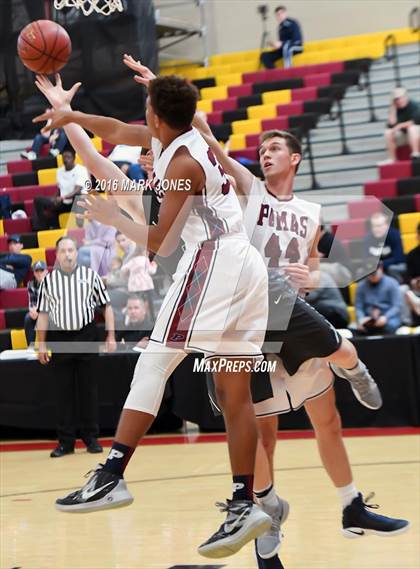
256, 497, 290, 559
330, 360, 383, 410
198, 499, 271, 558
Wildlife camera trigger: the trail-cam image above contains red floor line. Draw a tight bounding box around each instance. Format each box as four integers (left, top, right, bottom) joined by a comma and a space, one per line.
1, 426, 419, 452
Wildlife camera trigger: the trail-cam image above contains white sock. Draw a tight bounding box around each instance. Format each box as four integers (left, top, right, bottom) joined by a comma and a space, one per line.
337, 481, 359, 508
254, 483, 279, 510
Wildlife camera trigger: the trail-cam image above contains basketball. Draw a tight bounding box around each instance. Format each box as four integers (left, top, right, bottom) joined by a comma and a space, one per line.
17, 19, 71, 75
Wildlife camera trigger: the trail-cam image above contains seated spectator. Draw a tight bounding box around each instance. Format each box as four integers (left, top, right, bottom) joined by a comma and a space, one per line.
318, 224, 353, 286
105, 256, 129, 313
381, 87, 420, 164
260, 5, 303, 69
116, 231, 136, 264
32, 147, 90, 231
24, 260, 48, 345
78, 220, 116, 276
306, 271, 350, 329
355, 264, 402, 334
108, 144, 145, 181
21, 112, 68, 160
402, 222, 420, 325
116, 295, 154, 349
120, 246, 158, 318
107, 232, 137, 313
0, 235, 31, 289
364, 212, 406, 282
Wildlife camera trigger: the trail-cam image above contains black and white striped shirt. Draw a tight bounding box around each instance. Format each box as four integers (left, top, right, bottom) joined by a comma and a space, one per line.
37, 265, 110, 331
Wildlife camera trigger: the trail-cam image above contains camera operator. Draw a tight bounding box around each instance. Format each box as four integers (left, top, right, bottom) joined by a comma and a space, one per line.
260, 5, 303, 69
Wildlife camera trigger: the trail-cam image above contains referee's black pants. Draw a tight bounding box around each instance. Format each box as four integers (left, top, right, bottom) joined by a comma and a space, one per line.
48, 323, 99, 448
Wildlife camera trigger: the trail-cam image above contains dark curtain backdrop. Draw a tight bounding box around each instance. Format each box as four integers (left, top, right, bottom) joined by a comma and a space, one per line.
0, 0, 157, 139
0, 335, 419, 434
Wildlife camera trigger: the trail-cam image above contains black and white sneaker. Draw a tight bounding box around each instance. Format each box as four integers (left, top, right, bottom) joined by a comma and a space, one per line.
55, 464, 134, 513
330, 360, 382, 410
198, 499, 272, 558
342, 493, 410, 538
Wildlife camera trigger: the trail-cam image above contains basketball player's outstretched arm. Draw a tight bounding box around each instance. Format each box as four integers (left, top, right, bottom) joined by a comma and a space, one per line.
33, 75, 146, 224
191, 112, 254, 196
32, 74, 152, 148
123, 55, 255, 197
80, 148, 205, 257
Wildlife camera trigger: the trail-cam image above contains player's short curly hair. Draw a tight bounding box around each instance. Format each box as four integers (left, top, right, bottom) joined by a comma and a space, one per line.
148, 75, 198, 130
259, 129, 302, 171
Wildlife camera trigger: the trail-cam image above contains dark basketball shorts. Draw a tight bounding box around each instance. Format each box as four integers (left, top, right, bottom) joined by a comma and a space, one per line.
207, 274, 342, 414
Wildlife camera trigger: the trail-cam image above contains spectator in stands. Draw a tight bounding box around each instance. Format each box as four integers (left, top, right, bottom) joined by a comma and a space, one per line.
120, 246, 158, 319
116, 295, 154, 349
364, 212, 406, 282
24, 260, 48, 345
21, 112, 68, 160
355, 263, 402, 334
116, 231, 136, 265
382, 87, 420, 164
403, 222, 420, 325
105, 255, 129, 316
78, 220, 116, 276
108, 144, 145, 181
318, 224, 353, 286
105, 256, 127, 289
0, 235, 31, 289
32, 147, 90, 231
37, 236, 116, 457
260, 5, 303, 69
306, 271, 350, 329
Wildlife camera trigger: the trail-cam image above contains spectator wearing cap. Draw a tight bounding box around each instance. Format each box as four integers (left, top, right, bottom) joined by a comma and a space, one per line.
381, 87, 420, 164
0, 235, 31, 289
355, 263, 402, 335
24, 261, 48, 345
32, 147, 90, 231
260, 5, 303, 69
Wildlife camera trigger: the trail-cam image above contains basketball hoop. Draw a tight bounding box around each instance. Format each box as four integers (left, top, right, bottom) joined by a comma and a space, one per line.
54, 0, 124, 16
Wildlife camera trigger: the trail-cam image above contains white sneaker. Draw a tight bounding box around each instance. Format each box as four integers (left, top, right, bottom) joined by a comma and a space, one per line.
257, 497, 290, 559
20, 150, 36, 160
49, 148, 60, 157
376, 159, 394, 166
410, 152, 420, 159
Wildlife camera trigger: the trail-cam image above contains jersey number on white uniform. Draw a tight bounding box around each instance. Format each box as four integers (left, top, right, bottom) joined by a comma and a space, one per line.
264, 233, 300, 267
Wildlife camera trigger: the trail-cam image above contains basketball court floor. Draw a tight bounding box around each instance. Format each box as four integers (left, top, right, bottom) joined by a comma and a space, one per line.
2, 431, 419, 569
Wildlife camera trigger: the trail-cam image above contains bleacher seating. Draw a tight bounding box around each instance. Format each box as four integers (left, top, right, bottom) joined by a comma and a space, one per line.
1, 27, 419, 349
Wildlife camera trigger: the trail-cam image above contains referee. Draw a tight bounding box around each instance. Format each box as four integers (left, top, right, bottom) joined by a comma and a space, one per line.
36, 236, 116, 457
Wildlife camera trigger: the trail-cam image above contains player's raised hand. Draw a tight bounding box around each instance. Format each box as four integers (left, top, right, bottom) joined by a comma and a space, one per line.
79, 193, 121, 226
33, 108, 73, 135
123, 54, 156, 86
35, 73, 81, 110
139, 150, 154, 179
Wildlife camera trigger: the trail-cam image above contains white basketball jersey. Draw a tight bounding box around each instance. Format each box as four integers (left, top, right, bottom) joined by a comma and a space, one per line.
244, 177, 321, 274
151, 128, 246, 249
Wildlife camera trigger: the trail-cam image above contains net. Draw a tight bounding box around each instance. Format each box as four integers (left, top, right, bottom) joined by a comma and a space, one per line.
54, 0, 124, 16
